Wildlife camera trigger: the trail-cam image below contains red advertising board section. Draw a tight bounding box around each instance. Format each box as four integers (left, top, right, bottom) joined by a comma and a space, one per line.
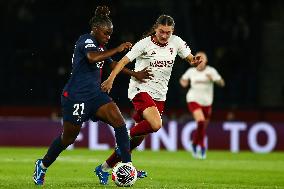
0, 118, 283, 152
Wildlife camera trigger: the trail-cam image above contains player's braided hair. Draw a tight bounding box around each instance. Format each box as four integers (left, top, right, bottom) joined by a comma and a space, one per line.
142, 14, 175, 39
89, 5, 112, 28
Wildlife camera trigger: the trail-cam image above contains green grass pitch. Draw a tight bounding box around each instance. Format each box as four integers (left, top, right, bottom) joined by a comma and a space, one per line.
0, 147, 283, 189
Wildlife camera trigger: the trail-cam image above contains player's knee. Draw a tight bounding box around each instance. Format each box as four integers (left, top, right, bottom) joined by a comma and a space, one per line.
150, 120, 162, 132
61, 136, 76, 146
196, 118, 206, 123
110, 115, 125, 128
111, 120, 125, 128
152, 126, 161, 132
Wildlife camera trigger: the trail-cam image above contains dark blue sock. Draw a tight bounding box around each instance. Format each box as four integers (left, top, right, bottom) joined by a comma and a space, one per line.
42, 135, 67, 167
114, 125, 131, 163
201, 147, 206, 156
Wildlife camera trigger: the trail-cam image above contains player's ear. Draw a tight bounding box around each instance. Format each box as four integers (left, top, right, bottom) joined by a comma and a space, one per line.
93, 26, 98, 33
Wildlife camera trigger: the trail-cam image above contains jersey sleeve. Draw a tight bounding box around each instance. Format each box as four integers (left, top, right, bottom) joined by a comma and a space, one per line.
80, 38, 99, 55
210, 67, 222, 81
79, 38, 113, 64
175, 36, 191, 59
181, 68, 192, 80
125, 38, 147, 62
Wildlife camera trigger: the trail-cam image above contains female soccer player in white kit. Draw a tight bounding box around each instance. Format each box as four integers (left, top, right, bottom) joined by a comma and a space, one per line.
96, 15, 203, 184
180, 51, 225, 159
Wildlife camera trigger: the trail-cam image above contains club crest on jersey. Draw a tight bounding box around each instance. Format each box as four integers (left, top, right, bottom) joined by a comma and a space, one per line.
96, 61, 104, 68
169, 48, 173, 55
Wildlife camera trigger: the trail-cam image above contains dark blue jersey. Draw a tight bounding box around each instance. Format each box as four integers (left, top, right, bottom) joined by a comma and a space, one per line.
63, 33, 113, 101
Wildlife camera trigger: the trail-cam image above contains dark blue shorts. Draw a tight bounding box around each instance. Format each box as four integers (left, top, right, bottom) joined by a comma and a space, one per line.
61, 92, 112, 125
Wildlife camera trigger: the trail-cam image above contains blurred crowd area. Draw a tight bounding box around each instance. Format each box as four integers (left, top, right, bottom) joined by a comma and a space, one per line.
1, 0, 284, 113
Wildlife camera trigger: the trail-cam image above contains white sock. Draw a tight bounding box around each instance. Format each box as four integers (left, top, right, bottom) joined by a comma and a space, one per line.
101, 161, 111, 172
128, 130, 132, 140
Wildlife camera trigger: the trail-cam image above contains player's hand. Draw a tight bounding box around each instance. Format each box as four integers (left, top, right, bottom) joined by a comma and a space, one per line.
133, 67, 153, 82
101, 78, 114, 93
117, 42, 132, 53
190, 55, 202, 67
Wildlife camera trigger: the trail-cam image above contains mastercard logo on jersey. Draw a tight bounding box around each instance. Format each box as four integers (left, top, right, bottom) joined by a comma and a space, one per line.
149, 60, 174, 67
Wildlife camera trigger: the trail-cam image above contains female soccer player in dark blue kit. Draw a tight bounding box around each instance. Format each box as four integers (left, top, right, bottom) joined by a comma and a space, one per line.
33, 6, 152, 186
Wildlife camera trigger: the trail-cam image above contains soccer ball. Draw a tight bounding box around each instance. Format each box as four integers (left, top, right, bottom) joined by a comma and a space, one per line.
112, 163, 137, 187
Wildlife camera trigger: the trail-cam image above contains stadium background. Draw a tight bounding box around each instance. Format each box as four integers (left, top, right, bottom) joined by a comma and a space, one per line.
1, 0, 284, 152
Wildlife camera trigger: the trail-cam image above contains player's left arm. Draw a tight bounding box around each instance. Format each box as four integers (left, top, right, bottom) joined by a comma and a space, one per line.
207, 69, 225, 87
86, 42, 132, 63
213, 69, 225, 87
215, 78, 225, 87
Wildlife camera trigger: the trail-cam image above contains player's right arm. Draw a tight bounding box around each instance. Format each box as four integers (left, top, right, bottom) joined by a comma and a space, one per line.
101, 56, 131, 93
180, 78, 189, 88
179, 69, 191, 88
86, 42, 132, 63
101, 38, 147, 93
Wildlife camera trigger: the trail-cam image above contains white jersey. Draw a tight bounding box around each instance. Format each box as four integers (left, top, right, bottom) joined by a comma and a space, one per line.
125, 35, 191, 101
181, 66, 222, 106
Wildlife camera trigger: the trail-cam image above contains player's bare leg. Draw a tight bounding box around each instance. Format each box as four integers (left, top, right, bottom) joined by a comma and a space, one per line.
129, 106, 162, 137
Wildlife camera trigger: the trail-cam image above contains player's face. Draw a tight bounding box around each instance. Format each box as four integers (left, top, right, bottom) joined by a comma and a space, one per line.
155, 25, 173, 44
94, 25, 113, 45
196, 52, 208, 71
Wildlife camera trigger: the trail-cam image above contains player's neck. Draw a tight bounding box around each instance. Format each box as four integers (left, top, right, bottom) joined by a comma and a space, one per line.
151, 35, 168, 47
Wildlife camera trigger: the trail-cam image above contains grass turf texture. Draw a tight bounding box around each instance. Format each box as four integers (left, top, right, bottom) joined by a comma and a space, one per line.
0, 147, 283, 189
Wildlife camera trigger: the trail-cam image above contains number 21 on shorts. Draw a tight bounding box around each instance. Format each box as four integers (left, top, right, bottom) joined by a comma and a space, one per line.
73, 103, 85, 116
